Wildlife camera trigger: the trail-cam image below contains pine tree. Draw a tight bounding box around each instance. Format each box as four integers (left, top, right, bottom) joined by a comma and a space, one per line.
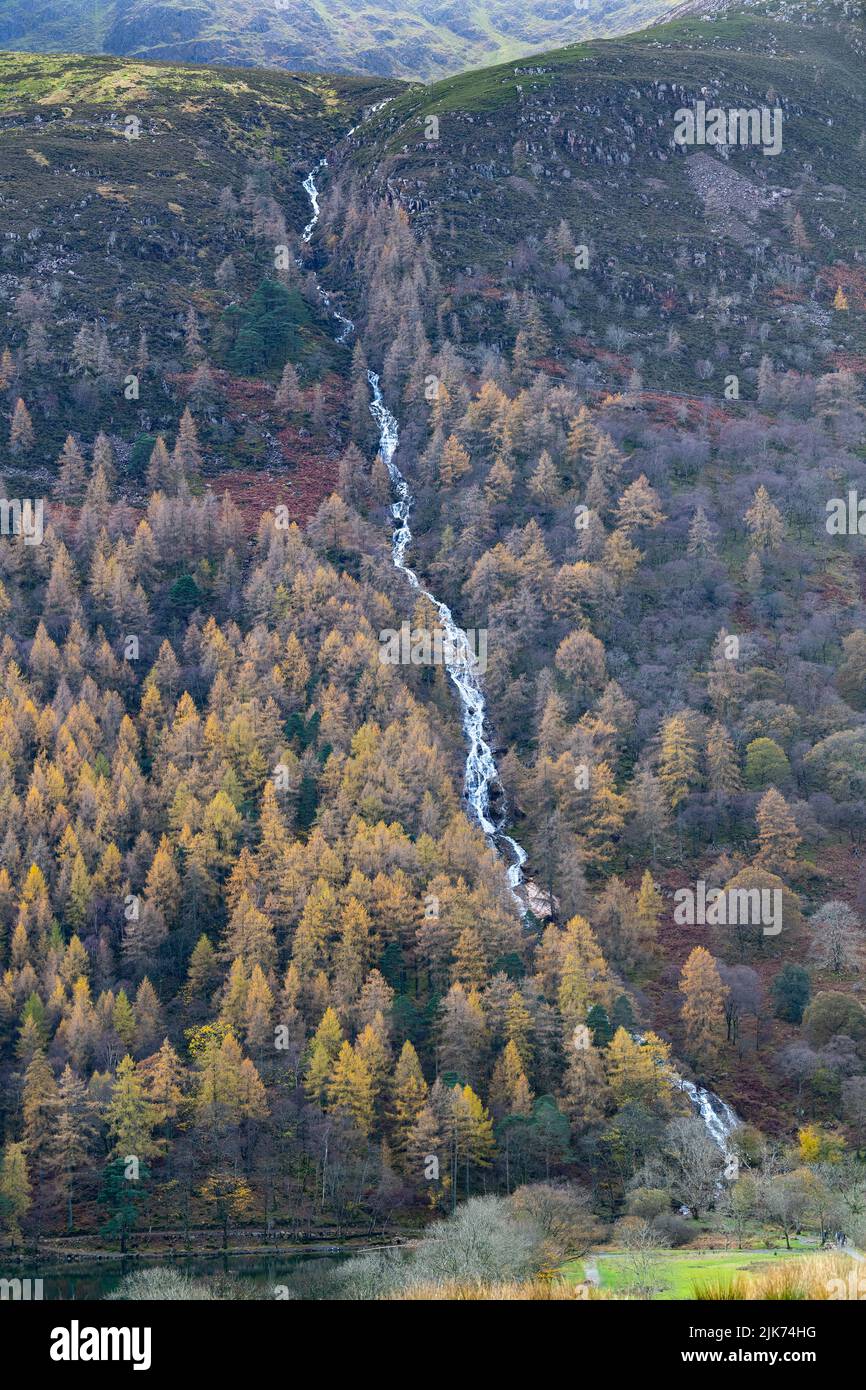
558, 915, 611, 1029
706, 722, 743, 795
563, 1040, 609, 1129
391, 1041, 428, 1160
635, 870, 664, 962
586, 1003, 613, 1047
189, 361, 218, 414
0, 346, 15, 389
275, 361, 303, 411
304, 1007, 343, 1103
566, 406, 598, 468
146, 436, 171, 492
451, 926, 488, 990
679, 948, 726, 1066
113, 990, 136, 1050
333, 897, 372, 1008
687, 506, 716, 558
144, 835, 182, 928
92, 431, 116, 485
54, 435, 87, 502
659, 713, 701, 810
756, 788, 801, 870
171, 407, 203, 485
106, 1055, 161, 1159
9, 397, 34, 454
745, 485, 784, 552
583, 761, 629, 867
485, 453, 515, 503
140, 1039, 185, 1127
438, 434, 471, 486
51, 1064, 95, 1231
490, 1039, 533, 1117
185, 934, 220, 1004
615, 475, 665, 534
450, 1084, 495, 1199
0, 1143, 31, 1246
243, 964, 275, 1053
631, 766, 672, 864
222, 892, 277, 973
23, 1052, 59, 1174
184, 307, 204, 362
328, 1040, 375, 1136
528, 450, 560, 504
606, 1028, 672, 1108
133, 978, 163, 1054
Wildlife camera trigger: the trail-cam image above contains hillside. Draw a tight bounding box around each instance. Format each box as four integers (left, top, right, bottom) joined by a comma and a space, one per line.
311, 0, 866, 1133
335, 0, 866, 390
1, 2, 866, 1305
0, 0, 682, 81
0, 53, 401, 508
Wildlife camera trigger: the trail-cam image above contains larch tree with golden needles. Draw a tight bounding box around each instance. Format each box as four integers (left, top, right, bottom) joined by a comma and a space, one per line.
756, 787, 801, 871
679, 948, 727, 1068
658, 713, 701, 811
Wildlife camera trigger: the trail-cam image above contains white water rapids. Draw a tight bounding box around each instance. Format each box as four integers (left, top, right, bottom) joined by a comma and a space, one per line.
300, 152, 527, 900
366, 374, 529, 898
298, 154, 740, 1152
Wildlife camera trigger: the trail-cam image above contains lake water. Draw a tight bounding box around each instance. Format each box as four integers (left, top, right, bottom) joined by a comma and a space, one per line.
7, 1249, 379, 1301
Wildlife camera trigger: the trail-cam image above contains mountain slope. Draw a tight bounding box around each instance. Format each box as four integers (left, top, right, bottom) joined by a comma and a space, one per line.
0, 52, 400, 466
334, 0, 866, 389
1, 0, 684, 81
309, 0, 866, 1131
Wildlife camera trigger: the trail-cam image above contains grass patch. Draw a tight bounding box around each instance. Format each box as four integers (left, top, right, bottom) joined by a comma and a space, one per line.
562, 1247, 817, 1300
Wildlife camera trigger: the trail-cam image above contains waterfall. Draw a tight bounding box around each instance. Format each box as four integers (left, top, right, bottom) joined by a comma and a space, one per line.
298, 156, 741, 1151
299, 157, 528, 903
367, 374, 529, 898
635, 1033, 741, 1151
675, 1079, 741, 1150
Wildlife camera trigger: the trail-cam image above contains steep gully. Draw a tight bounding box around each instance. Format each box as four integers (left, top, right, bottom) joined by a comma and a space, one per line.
299, 142, 739, 1158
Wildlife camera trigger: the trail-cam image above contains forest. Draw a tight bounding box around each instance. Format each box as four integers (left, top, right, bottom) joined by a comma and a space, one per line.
0, 0, 866, 1306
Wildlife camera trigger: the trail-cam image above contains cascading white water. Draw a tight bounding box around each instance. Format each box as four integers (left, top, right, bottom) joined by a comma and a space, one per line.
635, 1033, 741, 1152
300, 159, 528, 903
301, 159, 354, 344
299, 154, 742, 1147
675, 1079, 740, 1150
367, 373, 529, 896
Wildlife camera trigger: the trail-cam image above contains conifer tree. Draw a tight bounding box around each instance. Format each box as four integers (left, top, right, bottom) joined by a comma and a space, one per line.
106, 1055, 160, 1160
706, 722, 743, 795
328, 1040, 375, 1136
679, 948, 726, 1067
9, 397, 34, 454
756, 788, 801, 870
438, 434, 472, 486
658, 713, 701, 810
52, 1064, 95, 1231
0, 1143, 31, 1246
55, 435, 88, 503
304, 1007, 344, 1103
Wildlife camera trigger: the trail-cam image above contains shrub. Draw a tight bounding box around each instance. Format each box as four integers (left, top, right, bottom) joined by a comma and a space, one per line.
651, 1212, 694, 1247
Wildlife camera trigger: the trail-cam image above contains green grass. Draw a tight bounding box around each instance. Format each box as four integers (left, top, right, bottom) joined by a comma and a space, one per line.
561, 1246, 814, 1300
